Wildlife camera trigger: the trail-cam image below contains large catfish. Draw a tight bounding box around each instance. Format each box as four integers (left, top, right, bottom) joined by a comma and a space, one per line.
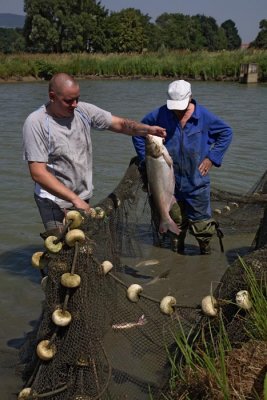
145, 135, 181, 236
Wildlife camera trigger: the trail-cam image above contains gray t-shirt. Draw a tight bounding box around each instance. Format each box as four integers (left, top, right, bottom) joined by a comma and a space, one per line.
23, 101, 112, 208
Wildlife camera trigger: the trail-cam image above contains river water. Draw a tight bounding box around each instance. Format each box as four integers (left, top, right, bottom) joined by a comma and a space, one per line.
0, 79, 266, 398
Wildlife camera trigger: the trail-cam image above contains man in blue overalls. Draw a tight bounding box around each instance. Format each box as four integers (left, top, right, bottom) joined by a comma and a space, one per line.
132, 80, 233, 255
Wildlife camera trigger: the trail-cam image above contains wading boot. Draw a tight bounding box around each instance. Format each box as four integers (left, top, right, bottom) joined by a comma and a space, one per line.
171, 237, 185, 254
199, 241, 211, 255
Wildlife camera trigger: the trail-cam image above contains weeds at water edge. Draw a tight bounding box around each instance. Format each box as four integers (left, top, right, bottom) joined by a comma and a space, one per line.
161, 258, 267, 400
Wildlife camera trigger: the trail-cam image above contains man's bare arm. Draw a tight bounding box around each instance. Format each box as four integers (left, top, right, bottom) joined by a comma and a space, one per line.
110, 116, 166, 137
28, 162, 91, 212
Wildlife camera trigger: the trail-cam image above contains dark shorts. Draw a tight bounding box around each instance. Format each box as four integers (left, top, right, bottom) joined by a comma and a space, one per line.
34, 194, 66, 230
34, 194, 89, 231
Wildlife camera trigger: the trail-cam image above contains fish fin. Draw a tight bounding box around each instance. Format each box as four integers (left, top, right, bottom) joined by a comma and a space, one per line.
159, 269, 171, 278
138, 314, 147, 325
162, 148, 173, 168
145, 269, 171, 286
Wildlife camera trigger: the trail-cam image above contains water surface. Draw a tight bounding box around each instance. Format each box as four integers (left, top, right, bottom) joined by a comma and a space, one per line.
0, 79, 266, 398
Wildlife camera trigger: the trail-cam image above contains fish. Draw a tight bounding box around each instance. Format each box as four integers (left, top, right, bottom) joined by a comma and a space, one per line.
112, 314, 147, 330
145, 269, 170, 286
145, 134, 181, 236
135, 259, 160, 268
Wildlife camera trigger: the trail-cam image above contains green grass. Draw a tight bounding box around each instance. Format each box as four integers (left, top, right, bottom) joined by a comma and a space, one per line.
264, 373, 267, 400
167, 315, 232, 399
0, 49, 267, 81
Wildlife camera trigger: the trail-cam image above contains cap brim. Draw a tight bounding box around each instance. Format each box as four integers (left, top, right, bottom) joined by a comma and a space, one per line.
167, 98, 189, 110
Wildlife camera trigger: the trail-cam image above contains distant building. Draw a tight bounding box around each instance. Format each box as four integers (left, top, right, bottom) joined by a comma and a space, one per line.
239, 63, 258, 83
240, 43, 250, 50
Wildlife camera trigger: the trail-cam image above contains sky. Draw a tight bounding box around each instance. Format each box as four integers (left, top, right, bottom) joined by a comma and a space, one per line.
1, 0, 266, 44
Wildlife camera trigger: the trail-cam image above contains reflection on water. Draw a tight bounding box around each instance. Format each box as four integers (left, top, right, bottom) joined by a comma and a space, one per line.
0, 79, 266, 397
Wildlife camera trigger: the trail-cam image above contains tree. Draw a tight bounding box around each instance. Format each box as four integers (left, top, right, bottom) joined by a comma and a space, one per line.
154, 13, 227, 51
23, 0, 108, 52
155, 13, 193, 50
105, 8, 151, 53
250, 19, 267, 49
192, 14, 227, 51
221, 19, 241, 50
0, 28, 25, 53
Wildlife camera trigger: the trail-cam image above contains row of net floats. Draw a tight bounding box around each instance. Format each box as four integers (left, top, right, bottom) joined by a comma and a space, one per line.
18, 208, 252, 399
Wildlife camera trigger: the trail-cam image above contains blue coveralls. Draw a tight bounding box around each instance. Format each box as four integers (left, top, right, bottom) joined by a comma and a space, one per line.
132, 99, 233, 250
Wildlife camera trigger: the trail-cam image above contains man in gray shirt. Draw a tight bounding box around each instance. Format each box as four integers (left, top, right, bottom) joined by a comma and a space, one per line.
23, 72, 166, 231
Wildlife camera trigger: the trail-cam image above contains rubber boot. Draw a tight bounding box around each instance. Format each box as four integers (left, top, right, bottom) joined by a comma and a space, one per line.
169, 202, 188, 253
171, 235, 185, 254
189, 218, 216, 255
198, 240, 211, 255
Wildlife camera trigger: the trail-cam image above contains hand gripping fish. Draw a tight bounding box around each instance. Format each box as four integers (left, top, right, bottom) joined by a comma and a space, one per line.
145, 134, 181, 236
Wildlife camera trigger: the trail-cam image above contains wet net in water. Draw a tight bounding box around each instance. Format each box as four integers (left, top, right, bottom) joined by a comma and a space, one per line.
18, 158, 267, 399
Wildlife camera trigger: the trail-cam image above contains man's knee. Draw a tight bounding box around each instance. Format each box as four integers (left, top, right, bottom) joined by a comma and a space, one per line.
189, 218, 216, 238
189, 218, 217, 254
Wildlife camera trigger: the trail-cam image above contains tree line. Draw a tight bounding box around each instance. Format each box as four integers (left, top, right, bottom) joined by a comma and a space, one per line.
0, 0, 267, 54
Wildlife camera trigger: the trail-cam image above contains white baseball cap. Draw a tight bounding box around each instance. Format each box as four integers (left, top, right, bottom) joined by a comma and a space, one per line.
167, 80, 192, 110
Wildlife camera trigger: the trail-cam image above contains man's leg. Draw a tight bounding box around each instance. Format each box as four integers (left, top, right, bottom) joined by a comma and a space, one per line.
169, 201, 188, 253
185, 186, 215, 255
189, 218, 217, 255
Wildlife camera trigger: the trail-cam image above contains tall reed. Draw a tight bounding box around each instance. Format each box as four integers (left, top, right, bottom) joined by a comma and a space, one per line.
0, 50, 267, 81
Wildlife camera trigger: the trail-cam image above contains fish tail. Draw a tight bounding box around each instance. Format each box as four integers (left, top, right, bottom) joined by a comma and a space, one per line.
169, 219, 181, 235
159, 218, 181, 236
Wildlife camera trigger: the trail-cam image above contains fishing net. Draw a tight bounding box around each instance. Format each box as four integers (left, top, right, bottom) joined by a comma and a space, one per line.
198, 183, 267, 349
210, 169, 267, 236
18, 158, 267, 400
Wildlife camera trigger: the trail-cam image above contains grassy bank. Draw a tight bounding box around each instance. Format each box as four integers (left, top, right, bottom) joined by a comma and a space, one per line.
0, 50, 267, 81
163, 258, 267, 399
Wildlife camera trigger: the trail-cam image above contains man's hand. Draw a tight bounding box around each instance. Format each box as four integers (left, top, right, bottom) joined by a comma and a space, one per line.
199, 158, 213, 176
110, 116, 166, 138
147, 125, 166, 138
71, 197, 91, 213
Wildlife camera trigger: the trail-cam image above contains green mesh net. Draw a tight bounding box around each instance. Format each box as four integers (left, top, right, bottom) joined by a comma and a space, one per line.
18, 158, 267, 399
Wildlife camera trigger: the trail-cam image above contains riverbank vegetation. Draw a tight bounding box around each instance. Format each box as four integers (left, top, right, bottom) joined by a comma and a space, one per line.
1, 49, 267, 82
1, 1, 266, 83
163, 258, 267, 399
